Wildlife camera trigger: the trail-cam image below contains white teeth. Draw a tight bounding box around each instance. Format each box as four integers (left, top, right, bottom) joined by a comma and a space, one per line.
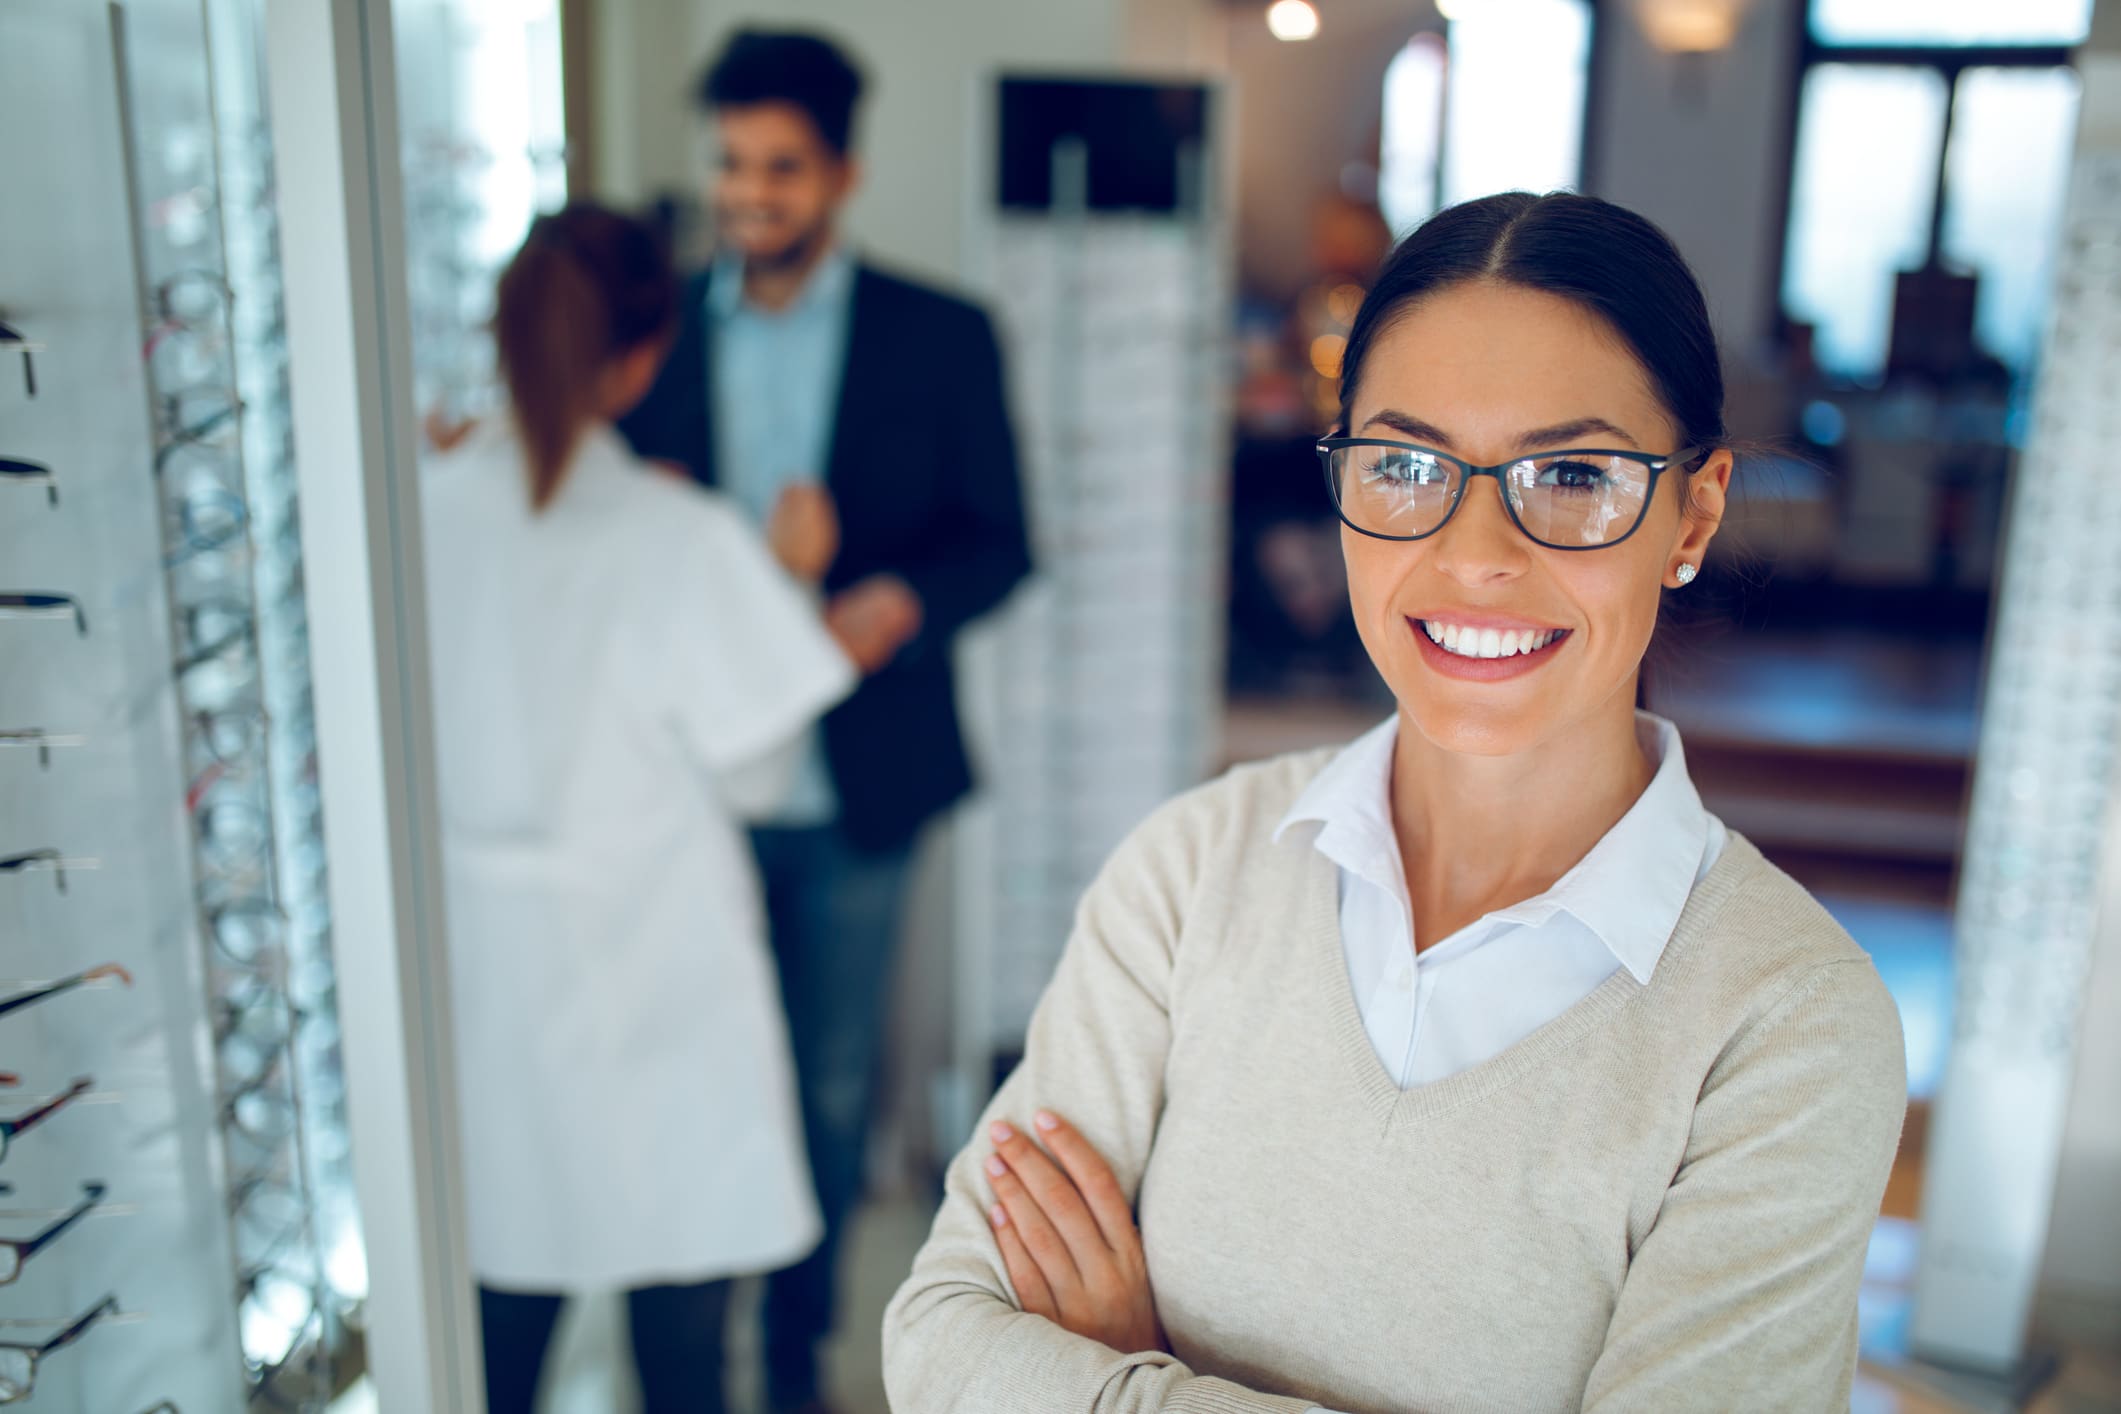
1422, 621, 1561, 660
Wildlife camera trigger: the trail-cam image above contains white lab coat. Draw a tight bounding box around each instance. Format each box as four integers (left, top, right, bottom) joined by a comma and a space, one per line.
420, 421, 854, 1291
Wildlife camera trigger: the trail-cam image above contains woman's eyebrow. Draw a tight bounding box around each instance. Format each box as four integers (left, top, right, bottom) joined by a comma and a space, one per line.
1358, 411, 1643, 452
1514, 417, 1640, 450
1361, 409, 1455, 445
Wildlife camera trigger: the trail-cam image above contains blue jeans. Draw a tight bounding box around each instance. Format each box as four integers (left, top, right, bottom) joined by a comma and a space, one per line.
751, 823, 914, 1409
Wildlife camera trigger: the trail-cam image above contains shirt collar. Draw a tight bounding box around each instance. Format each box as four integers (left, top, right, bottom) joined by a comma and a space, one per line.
708, 243, 855, 321
1274, 714, 1404, 899
1275, 711, 1710, 983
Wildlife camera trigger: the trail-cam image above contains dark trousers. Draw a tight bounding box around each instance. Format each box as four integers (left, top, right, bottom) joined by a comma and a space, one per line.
478, 1279, 731, 1414
751, 822, 915, 1410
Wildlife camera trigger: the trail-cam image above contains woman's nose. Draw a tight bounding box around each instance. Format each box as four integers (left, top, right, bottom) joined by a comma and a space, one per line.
1431, 474, 1532, 587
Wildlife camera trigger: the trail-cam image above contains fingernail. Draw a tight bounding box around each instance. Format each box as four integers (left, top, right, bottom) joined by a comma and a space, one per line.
985, 1155, 1006, 1177
990, 1203, 1008, 1227
1034, 1110, 1060, 1132
989, 1121, 1014, 1143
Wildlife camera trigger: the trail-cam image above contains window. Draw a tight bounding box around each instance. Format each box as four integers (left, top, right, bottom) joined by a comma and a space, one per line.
1782, 66, 1949, 374
1379, 0, 1594, 237
1809, 0, 2092, 48
1779, 6, 2084, 380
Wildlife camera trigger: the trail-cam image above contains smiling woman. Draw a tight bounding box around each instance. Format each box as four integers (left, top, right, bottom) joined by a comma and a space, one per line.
883, 191, 1907, 1414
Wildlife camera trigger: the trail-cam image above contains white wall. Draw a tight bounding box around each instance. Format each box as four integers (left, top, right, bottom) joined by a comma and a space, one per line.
1220, 0, 1431, 302
1588, 0, 1803, 357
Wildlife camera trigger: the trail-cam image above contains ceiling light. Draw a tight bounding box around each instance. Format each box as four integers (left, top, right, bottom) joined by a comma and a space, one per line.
1633, 0, 1750, 53
1266, 0, 1321, 41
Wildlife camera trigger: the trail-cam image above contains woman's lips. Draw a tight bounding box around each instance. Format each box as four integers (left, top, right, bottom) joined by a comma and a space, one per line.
1408, 616, 1571, 681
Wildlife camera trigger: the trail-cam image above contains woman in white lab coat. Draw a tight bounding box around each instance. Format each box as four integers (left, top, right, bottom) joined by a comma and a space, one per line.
420, 203, 854, 1414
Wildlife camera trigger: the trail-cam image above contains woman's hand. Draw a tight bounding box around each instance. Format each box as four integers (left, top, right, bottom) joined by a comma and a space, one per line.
984, 1109, 1165, 1355
825, 573, 922, 673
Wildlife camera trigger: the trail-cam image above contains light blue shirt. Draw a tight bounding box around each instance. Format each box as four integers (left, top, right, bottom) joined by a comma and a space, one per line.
708, 246, 856, 823
1276, 710, 1727, 1090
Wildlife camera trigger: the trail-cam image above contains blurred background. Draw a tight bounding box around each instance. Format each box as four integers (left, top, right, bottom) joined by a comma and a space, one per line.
3, 0, 2120, 1411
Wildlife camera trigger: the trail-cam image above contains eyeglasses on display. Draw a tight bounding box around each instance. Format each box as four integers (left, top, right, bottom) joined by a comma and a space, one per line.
0, 1295, 119, 1404
0, 594, 87, 636
0, 850, 100, 896
0, 964, 130, 1021
0, 1079, 95, 1166
0, 321, 37, 399
1316, 437, 1707, 550
0, 459, 55, 507
174, 596, 254, 675
0, 1182, 106, 1286
0, 729, 85, 770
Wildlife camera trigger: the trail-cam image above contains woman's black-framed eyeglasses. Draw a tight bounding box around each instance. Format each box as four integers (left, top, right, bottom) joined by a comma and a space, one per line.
0, 1295, 120, 1403
0, 1182, 106, 1285
1316, 437, 1706, 551
0, 963, 132, 1021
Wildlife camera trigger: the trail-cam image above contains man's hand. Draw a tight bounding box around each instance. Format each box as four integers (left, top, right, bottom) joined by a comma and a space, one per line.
984, 1110, 1164, 1356
825, 573, 922, 674
766, 481, 840, 584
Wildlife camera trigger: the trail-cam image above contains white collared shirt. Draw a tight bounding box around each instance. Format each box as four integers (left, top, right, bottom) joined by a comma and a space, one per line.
1276, 711, 1726, 1090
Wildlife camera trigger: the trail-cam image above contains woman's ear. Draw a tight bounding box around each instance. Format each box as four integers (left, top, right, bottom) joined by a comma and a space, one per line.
1665, 448, 1731, 587
602, 338, 671, 419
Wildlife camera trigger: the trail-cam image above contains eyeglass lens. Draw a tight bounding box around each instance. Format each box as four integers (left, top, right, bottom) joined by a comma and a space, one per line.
0, 1295, 118, 1403
1327, 446, 1659, 548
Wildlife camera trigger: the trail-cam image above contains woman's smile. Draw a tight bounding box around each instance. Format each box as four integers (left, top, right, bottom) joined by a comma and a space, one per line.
1409, 614, 1572, 680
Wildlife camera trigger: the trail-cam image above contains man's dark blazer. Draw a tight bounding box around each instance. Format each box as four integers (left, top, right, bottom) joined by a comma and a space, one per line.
618, 261, 1032, 853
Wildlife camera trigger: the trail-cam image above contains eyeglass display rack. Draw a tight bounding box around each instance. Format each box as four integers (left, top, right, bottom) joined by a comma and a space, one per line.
1909, 91, 2121, 1372
2, 0, 353, 1408
393, 0, 569, 429
950, 78, 1230, 1134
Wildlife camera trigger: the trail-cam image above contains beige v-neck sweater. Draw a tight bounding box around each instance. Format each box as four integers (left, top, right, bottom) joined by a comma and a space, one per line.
883, 750, 1907, 1413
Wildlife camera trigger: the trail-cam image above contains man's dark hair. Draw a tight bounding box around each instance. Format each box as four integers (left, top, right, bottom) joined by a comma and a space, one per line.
697, 29, 866, 156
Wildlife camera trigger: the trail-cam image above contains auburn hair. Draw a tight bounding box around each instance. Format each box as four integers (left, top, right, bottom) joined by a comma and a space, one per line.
492, 203, 676, 509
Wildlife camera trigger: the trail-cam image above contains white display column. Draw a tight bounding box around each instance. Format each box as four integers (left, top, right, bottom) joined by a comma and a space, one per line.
953, 80, 1230, 1126
1910, 20, 2121, 1374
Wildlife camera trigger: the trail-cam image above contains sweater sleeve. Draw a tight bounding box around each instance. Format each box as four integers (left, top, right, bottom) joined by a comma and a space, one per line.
1582, 957, 1907, 1411
881, 791, 1316, 1414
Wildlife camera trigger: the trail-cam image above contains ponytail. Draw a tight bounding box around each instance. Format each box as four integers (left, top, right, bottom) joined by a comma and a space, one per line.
492, 204, 678, 510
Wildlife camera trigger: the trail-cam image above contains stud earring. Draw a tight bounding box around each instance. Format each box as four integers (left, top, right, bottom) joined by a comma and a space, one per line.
1674, 563, 1697, 586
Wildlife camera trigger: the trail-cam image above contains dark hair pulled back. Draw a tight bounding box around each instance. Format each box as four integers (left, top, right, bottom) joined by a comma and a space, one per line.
493, 202, 676, 510
1338, 191, 1727, 459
